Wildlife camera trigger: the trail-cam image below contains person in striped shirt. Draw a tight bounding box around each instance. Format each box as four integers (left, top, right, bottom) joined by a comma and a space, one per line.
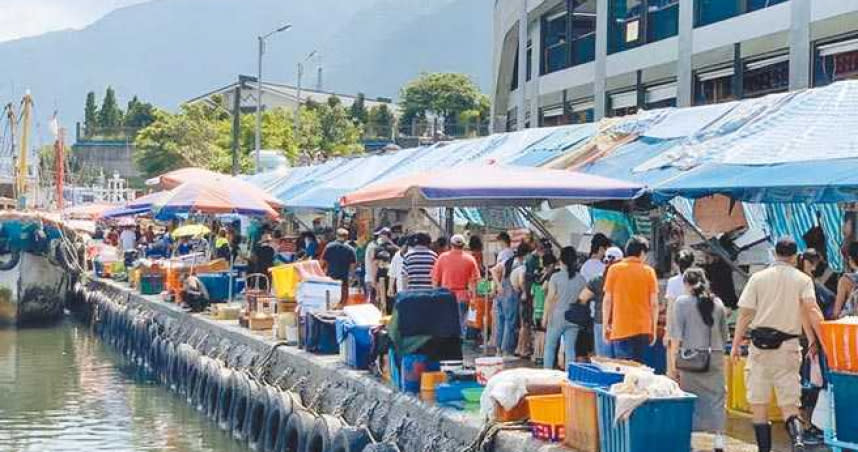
402, 231, 438, 290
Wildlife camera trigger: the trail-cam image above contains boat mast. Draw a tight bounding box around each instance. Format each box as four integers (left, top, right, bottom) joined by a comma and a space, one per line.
17, 92, 33, 209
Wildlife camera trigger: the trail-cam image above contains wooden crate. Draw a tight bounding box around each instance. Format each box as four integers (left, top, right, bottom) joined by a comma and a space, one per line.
249, 314, 274, 331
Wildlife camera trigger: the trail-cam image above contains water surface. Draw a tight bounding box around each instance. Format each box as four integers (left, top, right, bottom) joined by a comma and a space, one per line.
0, 320, 246, 452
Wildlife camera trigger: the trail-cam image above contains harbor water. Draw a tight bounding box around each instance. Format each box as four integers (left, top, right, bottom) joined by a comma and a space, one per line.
0, 320, 246, 452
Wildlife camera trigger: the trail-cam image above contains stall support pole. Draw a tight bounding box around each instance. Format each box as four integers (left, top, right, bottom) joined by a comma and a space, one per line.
444, 207, 455, 237
418, 208, 446, 236
517, 207, 562, 249
668, 204, 749, 280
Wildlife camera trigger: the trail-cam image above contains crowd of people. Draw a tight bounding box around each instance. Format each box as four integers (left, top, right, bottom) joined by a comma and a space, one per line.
101, 211, 858, 452
317, 225, 843, 452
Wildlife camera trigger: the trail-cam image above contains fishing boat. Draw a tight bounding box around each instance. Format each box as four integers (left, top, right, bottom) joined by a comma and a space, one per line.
0, 211, 84, 326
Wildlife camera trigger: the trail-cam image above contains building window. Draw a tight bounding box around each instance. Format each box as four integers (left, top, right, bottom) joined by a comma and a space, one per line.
541, 104, 566, 126
645, 82, 677, 109
568, 99, 595, 124
647, 0, 679, 43
511, 47, 519, 91
609, 0, 678, 54
506, 107, 518, 132
542, 9, 569, 75
743, 55, 789, 98
540, 1, 596, 75
609, 90, 638, 116
814, 37, 858, 87
571, 0, 597, 64
527, 39, 533, 82
610, 0, 643, 53
696, 0, 788, 27
695, 66, 736, 105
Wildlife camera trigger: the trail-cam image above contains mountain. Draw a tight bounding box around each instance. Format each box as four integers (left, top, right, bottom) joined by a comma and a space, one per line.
0, 0, 492, 134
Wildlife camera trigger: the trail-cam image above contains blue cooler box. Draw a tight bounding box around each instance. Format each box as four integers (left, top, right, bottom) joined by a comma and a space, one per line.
829, 371, 858, 445
344, 324, 373, 370
198, 273, 230, 302
596, 388, 696, 452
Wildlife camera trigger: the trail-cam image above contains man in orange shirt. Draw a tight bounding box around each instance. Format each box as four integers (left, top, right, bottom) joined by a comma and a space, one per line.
432, 234, 481, 337
602, 235, 659, 363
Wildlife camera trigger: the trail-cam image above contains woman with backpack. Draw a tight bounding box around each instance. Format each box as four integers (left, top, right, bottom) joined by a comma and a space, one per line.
491, 242, 529, 357
541, 246, 587, 370
668, 268, 729, 452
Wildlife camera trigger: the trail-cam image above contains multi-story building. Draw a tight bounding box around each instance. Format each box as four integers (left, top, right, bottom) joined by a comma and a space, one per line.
492, 0, 858, 131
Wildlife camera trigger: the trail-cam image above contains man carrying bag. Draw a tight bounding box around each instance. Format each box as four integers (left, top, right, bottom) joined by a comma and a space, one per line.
731, 237, 825, 452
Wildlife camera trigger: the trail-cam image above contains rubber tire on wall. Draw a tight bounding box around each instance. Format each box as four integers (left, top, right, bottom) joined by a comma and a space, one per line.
217, 369, 237, 431
263, 388, 296, 452
186, 358, 203, 405
195, 359, 214, 413
243, 379, 266, 450
330, 427, 372, 452
273, 392, 304, 452
205, 362, 224, 420
230, 373, 252, 442
306, 414, 344, 452
281, 409, 316, 452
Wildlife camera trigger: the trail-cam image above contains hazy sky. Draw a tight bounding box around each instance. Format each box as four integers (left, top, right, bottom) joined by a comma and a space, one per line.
0, 0, 151, 42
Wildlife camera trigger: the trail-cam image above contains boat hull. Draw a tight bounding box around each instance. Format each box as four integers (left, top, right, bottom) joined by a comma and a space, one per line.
0, 253, 71, 326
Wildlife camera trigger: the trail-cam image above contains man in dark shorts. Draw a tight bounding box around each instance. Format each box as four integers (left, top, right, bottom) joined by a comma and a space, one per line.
321, 228, 357, 305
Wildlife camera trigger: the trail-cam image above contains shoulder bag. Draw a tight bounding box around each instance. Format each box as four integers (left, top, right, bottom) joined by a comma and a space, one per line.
675, 322, 712, 373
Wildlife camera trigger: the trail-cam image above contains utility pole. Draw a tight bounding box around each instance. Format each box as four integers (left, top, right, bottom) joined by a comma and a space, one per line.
232, 82, 242, 176
255, 23, 291, 174
255, 36, 264, 174
294, 50, 317, 143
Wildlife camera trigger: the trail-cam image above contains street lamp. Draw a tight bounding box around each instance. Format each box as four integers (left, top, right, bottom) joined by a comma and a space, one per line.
295, 50, 318, 139
256, 23, 292, 174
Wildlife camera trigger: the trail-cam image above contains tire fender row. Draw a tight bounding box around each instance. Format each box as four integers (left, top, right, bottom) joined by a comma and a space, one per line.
72, 284, 422, 452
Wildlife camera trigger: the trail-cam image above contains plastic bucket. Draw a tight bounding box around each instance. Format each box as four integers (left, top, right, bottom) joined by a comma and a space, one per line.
475, 357, 504, 385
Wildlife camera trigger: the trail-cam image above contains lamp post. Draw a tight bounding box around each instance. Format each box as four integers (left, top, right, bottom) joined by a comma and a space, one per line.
256, 23, 292, 174
294, 50, 318, 143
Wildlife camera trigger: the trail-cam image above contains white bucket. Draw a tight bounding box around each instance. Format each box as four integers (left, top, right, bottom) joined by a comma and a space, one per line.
475, 357, 504, 385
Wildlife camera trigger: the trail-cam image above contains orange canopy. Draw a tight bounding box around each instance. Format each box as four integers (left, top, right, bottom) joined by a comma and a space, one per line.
151, 167, 284, 209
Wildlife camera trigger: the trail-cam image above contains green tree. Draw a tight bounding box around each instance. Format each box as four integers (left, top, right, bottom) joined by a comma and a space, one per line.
400, 72, 488, 135
84, 92, 98, 135
319, 96, 363, 156
349, 92, 368, 124
367, 104, 395, 139
133, 104, 228, 177
98, 86, 123, 129
124, 96, 156, 129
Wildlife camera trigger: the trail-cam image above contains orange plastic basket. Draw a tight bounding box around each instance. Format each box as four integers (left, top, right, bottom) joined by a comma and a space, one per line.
527, 393, 566, 426
820, 321, 858, 372
495, 399, 529, 422
562, 382, 600, 452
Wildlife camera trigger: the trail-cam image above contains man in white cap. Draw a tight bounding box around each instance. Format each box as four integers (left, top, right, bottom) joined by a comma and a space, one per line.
432, 234, 481, 337
579, 245, 624, 357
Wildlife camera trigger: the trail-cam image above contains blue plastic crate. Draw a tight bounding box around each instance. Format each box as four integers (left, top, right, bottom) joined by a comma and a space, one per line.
828, 372, 858, 446
568, 362, 625, 388
197, 273, 230, 302
596, 389, 696, 452
345, 324, 373, 370
435, 381, 482, 403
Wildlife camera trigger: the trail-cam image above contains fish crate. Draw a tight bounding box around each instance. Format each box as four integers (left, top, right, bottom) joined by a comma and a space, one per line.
595, 389, 696, 452
820, 321, 858, 373
827, 371, 858, 449
568, 362, 625, 388
562, 381, 600, 452
528, 393, 566, 442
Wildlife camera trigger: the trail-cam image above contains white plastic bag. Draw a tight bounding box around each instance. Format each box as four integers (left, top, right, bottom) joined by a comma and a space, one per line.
809, 355, 824, 388
811, 388, 830, 431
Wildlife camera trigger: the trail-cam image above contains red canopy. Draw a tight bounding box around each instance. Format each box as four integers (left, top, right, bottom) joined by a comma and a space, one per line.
62, 202, 118, 220
340, 164, 645, 208
150, 167, 284, 209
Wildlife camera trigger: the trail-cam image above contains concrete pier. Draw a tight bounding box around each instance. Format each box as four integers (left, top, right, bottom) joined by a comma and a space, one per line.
81, 279, 561, 452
